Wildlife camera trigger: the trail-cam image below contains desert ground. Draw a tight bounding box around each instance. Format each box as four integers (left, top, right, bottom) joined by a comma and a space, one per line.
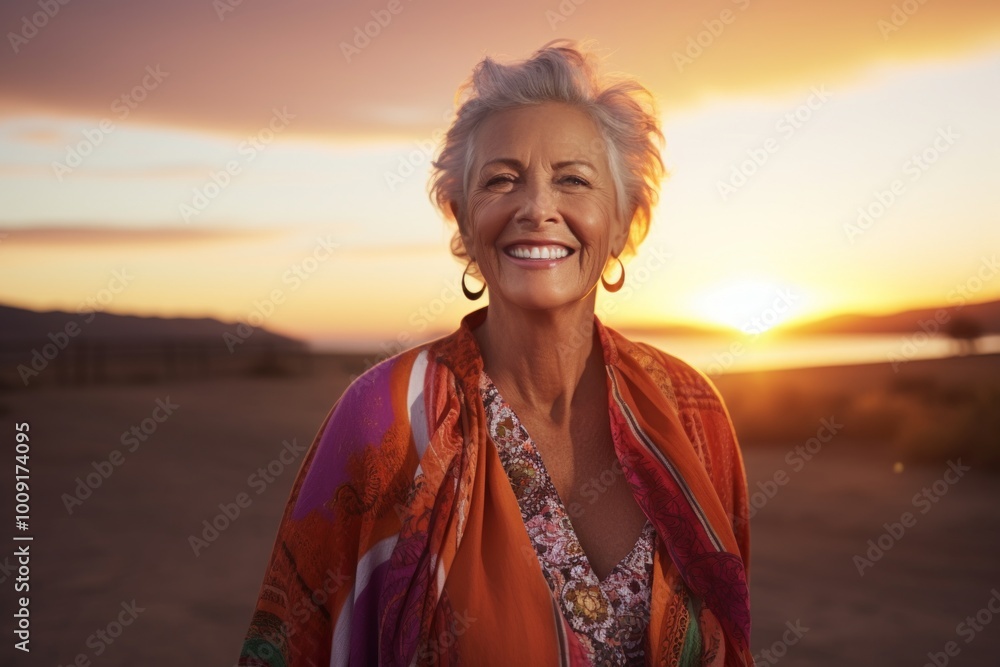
1, 353, 998, 666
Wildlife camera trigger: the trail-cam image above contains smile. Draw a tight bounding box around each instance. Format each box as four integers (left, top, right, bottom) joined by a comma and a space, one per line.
504, 244, 573, 260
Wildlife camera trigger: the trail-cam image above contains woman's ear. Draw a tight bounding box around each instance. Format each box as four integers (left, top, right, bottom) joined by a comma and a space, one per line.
451, 201, 476, 261
611, 214, 632, 257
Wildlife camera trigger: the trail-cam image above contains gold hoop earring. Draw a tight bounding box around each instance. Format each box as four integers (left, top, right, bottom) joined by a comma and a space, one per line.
462, 261, 486, 300
601, 257, 625, 293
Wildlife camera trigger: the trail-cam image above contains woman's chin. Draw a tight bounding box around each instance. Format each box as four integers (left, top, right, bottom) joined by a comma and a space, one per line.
489, 286, 589, 313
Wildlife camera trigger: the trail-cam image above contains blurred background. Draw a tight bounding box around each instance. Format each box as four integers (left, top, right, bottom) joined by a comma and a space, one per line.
1, 0, 998, 664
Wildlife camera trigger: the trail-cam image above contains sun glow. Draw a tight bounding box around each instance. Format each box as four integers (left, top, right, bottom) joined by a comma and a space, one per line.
691, 280, 804, 333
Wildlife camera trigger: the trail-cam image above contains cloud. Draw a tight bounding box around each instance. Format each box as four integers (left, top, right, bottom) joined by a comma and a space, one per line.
4, 127, 68, 146
0, 0, 997, 140
0, 226, 449, 256
0, 162, 213, 179
0, 225, 284, 245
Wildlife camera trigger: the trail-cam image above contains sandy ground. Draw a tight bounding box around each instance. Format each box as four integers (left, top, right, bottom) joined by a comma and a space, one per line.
0, 365, 998, 666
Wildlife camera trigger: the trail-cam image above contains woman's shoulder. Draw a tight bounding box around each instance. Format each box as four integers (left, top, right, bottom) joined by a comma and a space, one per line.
610, 331, 730, 414
339, 333, 458, 407
340, 344, 426, 405
295, 339, 450, 521
613, 333, 748, 528
317, 330, 469, 456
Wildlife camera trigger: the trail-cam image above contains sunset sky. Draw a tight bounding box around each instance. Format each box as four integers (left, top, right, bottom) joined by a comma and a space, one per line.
1, 0, 999, 347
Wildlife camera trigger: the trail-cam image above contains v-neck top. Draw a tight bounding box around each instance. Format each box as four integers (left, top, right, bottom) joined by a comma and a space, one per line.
480, 370, 656, 666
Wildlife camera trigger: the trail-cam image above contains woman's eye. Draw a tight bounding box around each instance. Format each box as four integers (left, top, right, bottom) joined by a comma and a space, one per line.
485, 174, 516, 188
562, 175, 590, 187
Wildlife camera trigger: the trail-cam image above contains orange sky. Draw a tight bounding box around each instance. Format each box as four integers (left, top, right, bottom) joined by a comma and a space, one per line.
1, 0, 999, 345
2, 0, 999, 137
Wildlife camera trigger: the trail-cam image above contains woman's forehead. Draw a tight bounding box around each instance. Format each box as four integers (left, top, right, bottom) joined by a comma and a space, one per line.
472, 103, 609, 169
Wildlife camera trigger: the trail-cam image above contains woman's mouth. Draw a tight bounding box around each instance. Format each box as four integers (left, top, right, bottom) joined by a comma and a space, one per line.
503, 244, 573, 260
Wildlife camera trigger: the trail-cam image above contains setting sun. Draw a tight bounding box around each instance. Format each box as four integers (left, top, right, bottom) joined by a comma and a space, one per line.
690, 280, 804, 333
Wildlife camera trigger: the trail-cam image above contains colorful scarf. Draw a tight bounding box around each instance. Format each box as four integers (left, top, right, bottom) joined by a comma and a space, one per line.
239, 306, 752, 666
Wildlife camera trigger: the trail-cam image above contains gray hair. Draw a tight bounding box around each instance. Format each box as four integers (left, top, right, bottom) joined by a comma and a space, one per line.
429, 39, 666, 270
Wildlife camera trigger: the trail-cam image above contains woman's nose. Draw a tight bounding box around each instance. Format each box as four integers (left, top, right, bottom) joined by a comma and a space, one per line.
515, 179, 559, 226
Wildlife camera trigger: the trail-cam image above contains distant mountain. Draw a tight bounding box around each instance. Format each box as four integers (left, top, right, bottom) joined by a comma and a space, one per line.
619, 298, 1000, 339
0, 303, 304, 348
3, 296, 997, 356
782, 298, 1000, 336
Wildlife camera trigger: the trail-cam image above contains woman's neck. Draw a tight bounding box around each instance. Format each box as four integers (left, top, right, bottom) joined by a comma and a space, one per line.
473, 297, 604, 425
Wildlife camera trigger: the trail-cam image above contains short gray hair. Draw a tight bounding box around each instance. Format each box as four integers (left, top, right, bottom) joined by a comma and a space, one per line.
429, 39, 666, 269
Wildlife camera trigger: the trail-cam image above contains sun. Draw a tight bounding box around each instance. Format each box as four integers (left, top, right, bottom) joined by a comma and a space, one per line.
691, 280, 802, 333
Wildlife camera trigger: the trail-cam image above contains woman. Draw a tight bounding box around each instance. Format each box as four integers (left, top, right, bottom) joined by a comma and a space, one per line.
239, 40, 751, 666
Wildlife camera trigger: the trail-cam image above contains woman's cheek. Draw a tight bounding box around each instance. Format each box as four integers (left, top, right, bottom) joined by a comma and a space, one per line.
469, 203, 508, 248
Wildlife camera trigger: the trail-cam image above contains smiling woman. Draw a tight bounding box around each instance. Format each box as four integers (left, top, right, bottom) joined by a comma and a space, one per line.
239, 39, 753, 667
462, 102, 627, 311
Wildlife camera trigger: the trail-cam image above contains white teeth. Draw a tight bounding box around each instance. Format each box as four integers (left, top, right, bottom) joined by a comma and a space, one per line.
508, 245, 569, 260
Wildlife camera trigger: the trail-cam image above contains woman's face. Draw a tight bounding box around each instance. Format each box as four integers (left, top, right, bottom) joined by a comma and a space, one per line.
462, 102, 628, 312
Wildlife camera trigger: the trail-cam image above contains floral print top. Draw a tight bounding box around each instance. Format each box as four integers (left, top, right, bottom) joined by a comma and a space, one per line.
480, 371, 656, 666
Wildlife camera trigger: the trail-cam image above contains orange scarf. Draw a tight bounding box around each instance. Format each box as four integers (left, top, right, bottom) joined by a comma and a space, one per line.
240, 307, 752, 666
